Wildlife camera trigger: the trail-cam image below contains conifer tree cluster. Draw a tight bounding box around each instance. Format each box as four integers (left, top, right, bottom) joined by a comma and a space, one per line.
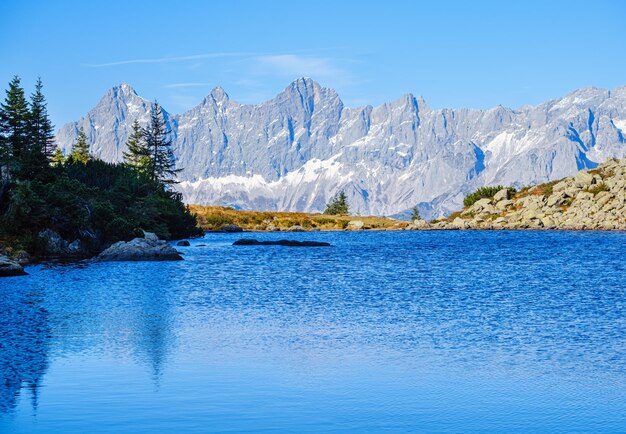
0, 77, 200, 256
123, 102, 180, 185
0, 76, 56, 181
324, 190, 350, 215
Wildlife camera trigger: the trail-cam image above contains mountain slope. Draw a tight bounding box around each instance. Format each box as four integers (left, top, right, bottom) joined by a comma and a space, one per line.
56, 79, 626, 218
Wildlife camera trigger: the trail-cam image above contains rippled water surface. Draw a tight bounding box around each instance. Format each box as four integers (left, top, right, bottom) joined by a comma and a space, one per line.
1, 231, 625, 433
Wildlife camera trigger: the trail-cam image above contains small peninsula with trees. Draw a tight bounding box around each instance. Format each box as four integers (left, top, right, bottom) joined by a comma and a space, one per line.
0, 76, 201, 264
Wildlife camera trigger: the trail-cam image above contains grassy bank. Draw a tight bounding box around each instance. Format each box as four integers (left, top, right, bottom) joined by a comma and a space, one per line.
189, 205, 408, 231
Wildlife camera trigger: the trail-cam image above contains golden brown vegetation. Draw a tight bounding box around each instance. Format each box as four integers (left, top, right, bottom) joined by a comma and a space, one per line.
188, 205, 409, 231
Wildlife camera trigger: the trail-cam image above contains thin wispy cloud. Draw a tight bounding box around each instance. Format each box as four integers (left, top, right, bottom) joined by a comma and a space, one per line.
83, 52, 248, 67
254, 54, 344, 78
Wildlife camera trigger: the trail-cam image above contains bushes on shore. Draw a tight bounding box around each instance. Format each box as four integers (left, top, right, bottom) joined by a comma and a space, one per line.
463, 185, 517, 208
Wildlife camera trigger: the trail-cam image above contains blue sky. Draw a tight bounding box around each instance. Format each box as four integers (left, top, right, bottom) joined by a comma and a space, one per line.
1, 0, 625, 129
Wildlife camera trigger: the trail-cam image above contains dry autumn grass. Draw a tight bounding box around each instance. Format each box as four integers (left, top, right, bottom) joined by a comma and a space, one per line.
189, 205, 409, 231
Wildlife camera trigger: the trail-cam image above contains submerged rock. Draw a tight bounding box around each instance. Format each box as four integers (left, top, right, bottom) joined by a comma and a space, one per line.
96, 232, 182, 261
176, 240, 191, 246
219, 224, 243, 233
233, 239, 331, 247
0, 255, 27, 277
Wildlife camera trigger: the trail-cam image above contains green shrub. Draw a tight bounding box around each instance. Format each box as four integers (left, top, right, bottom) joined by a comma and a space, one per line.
0, 160, 201, 255
463, 186, 517, 208
586, 183, 609, 195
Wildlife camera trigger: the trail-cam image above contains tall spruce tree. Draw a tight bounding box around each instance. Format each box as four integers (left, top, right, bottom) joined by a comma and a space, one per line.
123, 119, 151, 176
0, 76, 30, 178
145, 102, 180, 184
28, 77, 55, 176
68, 127, 90, 164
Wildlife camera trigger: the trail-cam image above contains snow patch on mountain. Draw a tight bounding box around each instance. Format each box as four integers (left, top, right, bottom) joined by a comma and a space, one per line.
56, 78, 626, 219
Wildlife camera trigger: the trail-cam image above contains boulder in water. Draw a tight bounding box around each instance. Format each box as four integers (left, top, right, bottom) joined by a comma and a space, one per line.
177, 240, 191, 246
96, 232, 182, 261
0, 255, 27, 277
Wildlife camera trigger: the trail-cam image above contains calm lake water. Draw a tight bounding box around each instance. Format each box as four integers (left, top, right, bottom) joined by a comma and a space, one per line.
1, 231, 625, 433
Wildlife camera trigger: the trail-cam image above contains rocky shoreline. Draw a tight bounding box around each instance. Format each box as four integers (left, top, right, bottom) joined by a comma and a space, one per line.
0, 232, 184, 276
3, 158, 626, 276
418, 158, 626, 231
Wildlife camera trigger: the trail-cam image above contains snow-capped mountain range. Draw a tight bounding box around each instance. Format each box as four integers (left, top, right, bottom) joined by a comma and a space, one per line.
56, 78, 626, 218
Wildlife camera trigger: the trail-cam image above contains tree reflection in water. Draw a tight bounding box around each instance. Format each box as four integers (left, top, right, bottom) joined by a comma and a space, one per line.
0, 287, 50, 414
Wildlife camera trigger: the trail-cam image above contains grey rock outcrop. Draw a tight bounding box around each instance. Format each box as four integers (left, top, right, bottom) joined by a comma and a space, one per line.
346, 220, 365, 230
434, 158, 626, 230
410, 219, 431, 229
0, 255, 27, 277
287, 225, 306, 232
95, 232, 182, 261
38, 229, 67, 255
493, 188, 511, 202
56, 80, 626, 219
15, 251, 30, 265
38, 229, 86, 256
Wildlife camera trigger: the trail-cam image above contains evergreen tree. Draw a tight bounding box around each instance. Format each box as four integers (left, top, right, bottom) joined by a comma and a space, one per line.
51, 148, 65, 167
145, 102, 180, 184
68, 127, 90, 164
324, 190, 349, 215
28, 77, 55, 176
411, 206, 421, 221
0, 76, 30, 178
123, 119, 151, 176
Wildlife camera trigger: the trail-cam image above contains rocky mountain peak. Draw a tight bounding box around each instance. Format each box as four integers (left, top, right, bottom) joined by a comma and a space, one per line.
106, 83, 138, 100
288, 77, 318, 92
56, 80, 626, 219
209, 86, 229, 102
